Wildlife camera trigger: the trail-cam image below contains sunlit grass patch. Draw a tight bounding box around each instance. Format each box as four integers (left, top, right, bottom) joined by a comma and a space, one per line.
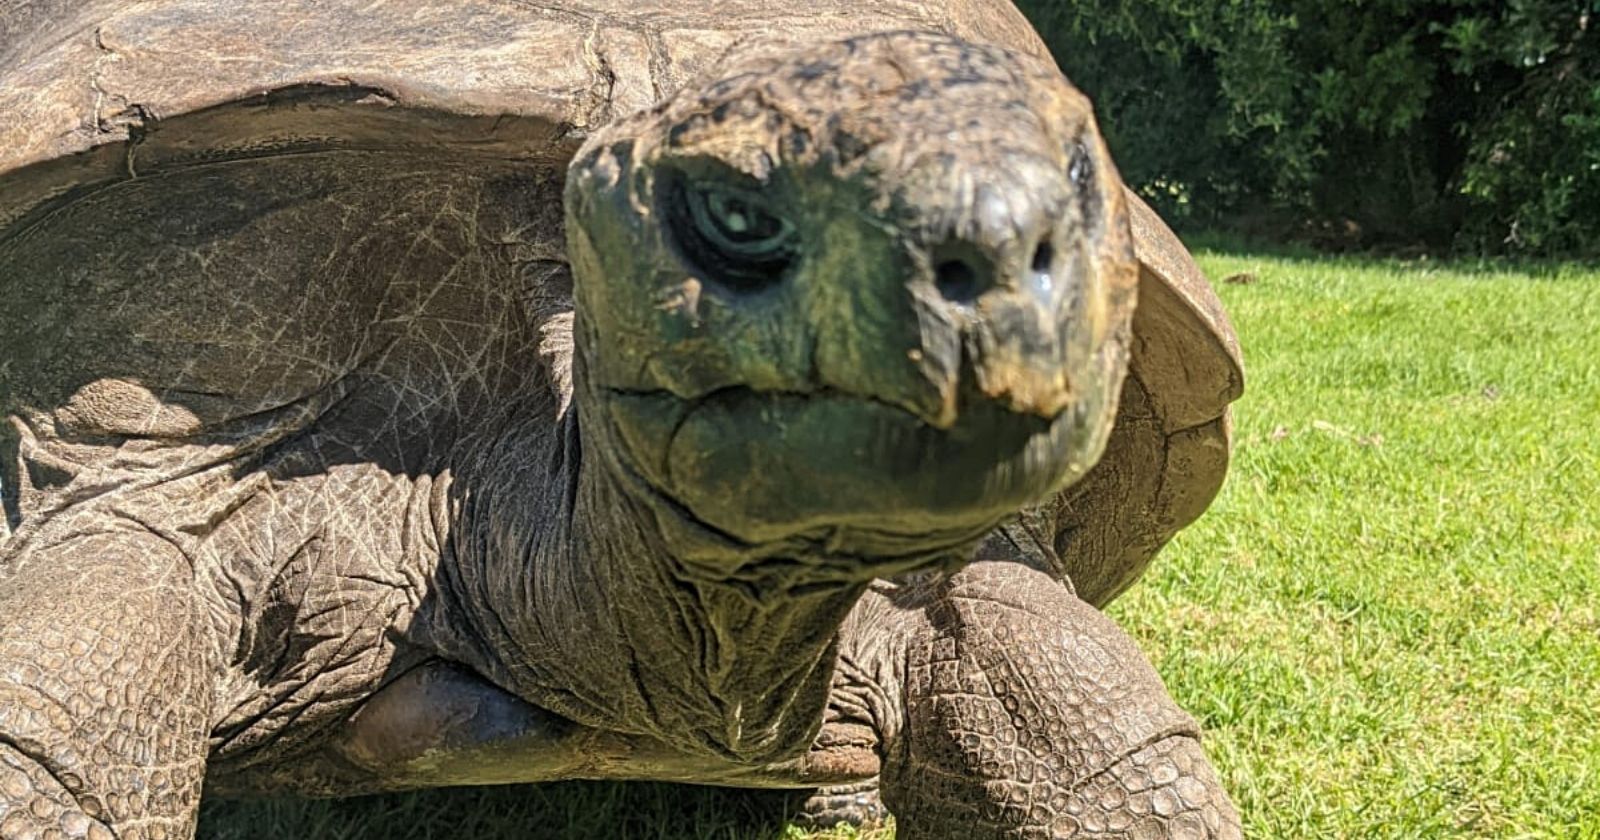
1117, 249, 1600, 839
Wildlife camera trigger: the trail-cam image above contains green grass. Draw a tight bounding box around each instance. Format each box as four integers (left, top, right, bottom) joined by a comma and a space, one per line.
1118, 249, 1600, 839
198, 250, 1600, 838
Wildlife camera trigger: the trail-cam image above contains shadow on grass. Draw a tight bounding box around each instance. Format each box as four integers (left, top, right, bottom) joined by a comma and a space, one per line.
199, 781, 800, 840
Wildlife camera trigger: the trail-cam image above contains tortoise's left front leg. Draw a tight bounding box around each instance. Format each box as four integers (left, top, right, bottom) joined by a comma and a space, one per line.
0, 530, 220, 839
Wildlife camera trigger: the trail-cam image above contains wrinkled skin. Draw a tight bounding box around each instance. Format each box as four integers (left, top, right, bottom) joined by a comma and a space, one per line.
0, 13, 1242, 840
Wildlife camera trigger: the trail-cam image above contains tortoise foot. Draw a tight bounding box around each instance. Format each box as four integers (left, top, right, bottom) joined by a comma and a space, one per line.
790, 779, 889, 830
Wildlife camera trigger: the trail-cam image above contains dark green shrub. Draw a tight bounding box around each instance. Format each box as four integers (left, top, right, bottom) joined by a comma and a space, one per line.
1018, 0, 1600, 257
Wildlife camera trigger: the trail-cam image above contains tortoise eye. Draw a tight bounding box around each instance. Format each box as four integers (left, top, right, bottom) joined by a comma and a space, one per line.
693, 187, 792, 253
666, 178, 798, 291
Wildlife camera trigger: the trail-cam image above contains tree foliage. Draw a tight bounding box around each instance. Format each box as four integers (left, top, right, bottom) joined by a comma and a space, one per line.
1018, 0, 1600, 256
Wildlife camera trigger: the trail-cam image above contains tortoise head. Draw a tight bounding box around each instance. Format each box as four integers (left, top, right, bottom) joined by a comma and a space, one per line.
564, 31, 1136, 567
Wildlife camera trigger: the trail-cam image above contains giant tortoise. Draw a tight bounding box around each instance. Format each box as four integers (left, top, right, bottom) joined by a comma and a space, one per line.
0, 0, 1245, 837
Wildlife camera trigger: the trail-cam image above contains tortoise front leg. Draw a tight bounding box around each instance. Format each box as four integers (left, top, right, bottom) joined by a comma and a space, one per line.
0, 531, 218, 839
819, 561, 1241, 839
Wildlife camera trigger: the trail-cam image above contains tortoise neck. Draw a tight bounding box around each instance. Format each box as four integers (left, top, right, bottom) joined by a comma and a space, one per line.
424, 403, 867, 765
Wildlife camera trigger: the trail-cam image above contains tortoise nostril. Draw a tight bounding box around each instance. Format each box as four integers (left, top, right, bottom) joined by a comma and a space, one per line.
935, 258, 982, 305
932, 242, 994, 306
1031, 240, 1054, 274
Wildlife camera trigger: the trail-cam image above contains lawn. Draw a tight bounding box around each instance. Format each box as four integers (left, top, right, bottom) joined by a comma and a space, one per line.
198, 247, 1600, 839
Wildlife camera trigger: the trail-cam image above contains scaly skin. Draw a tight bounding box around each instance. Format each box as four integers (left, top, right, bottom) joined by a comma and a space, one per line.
883, 562, 1238, 838
0, 533, 215, 839
779, 557, 1239, 838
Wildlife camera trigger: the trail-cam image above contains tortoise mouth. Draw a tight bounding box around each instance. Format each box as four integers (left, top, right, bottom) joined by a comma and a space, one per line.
600, 384, 1107, 552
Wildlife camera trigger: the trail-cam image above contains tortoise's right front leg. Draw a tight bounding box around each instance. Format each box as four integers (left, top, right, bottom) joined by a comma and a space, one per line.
794, 562, 1240, 839
880, 562, 1240, 839
0, 531, 219, 839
